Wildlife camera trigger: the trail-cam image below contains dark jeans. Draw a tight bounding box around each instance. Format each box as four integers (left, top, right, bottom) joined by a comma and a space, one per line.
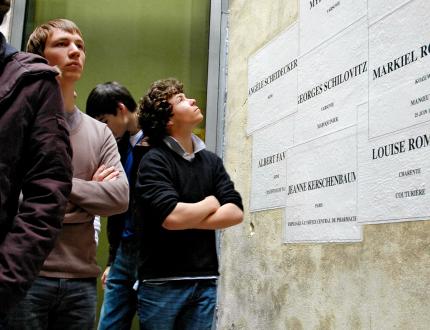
0, 316, 7, 330
7, 276, 97, 330
98, 240, 139, 330
137, 279, 217, 330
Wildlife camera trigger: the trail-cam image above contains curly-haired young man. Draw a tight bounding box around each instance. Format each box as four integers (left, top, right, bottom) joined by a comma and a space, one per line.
135, 78, 243, 330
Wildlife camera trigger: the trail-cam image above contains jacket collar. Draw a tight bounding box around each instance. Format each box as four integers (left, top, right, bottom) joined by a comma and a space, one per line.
0, 35, 57, 106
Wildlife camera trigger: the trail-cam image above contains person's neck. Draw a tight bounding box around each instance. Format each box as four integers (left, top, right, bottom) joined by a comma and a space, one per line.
60, 81, 77, 113
171, 131, 193, 154
128, 112, 140, 135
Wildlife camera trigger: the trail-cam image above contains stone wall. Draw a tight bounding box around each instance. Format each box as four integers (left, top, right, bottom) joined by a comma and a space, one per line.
217, 1, 430, 329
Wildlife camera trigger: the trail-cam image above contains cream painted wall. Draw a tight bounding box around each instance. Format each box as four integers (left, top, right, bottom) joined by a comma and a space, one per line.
217, 0, 430, 329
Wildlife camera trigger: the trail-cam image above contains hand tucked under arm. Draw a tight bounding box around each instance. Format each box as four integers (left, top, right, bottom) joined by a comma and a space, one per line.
63, 200, 93, 224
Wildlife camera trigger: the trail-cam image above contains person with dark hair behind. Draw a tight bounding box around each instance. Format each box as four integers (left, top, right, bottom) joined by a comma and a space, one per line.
86, 81, 149, 329
135, 78, 243, 329
0, 1, 73, 325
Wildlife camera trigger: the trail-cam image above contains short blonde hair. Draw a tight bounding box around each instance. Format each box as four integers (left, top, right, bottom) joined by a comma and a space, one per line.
26, 18, 83, 56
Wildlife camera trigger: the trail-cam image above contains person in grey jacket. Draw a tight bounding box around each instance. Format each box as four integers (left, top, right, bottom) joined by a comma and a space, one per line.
0, 0, 73, 322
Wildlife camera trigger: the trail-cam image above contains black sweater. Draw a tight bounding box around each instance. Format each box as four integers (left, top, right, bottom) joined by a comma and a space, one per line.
135, 143, 243, 280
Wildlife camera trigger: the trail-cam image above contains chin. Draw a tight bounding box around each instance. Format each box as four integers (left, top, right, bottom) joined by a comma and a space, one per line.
62, 74, 82, 82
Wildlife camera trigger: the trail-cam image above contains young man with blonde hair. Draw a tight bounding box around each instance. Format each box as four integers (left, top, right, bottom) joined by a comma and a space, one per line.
8, 19, 129, 329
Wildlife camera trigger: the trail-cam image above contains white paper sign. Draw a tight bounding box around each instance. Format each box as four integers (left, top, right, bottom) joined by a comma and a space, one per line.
284, 127, 361, 243
358, 103, 430, 224
247, 23, 298, 134
368, 0, 430, 138
250, 116, 295, 212
295, 19, 368, 144
368, 0, 411, 25
299, 0, 366, 55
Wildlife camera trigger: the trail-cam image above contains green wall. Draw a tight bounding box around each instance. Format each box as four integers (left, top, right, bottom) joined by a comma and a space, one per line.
24, 0, 210, 137
24, 0, 211, 327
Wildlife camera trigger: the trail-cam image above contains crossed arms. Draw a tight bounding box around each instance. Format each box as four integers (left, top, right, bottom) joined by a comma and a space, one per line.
163, 196, 243, 230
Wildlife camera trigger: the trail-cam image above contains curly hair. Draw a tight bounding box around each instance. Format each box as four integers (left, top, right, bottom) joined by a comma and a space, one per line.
138, 78, 184, 145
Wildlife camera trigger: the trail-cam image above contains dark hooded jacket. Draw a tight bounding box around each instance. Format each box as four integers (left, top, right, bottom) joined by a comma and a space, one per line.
0, 33, 73, 313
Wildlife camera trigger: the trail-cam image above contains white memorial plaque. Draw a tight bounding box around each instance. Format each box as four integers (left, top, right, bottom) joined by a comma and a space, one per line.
284, 127, 361, 243
369, 0, 430, 138
368, 0, 410, 25
358, 103, 430, 223
299, 0, 366, 55
247, 23, 298, 134
250, 116, 294, 212
295, 19, 367, 144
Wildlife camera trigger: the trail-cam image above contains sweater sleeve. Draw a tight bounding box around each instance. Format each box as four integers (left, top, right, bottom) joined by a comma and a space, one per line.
0, 77, 73, 312
135, 150, 179, 226
67, 126, 129, 218
213, 155, 243, 210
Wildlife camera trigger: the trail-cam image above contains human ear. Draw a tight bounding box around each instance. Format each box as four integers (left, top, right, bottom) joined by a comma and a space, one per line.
166, 119, 174, 129
117, 102, 128, 116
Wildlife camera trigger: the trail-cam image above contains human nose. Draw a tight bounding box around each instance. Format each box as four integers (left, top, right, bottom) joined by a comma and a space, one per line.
69, 43, 81, 57
188, 98, 196, 105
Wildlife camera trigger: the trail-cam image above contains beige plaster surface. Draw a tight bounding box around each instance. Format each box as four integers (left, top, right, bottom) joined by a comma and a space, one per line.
217, 1, 430, 329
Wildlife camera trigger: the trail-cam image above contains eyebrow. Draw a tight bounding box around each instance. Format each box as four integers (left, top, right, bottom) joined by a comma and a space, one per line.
51, 36, 85, 45
50, 37, 68, 43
